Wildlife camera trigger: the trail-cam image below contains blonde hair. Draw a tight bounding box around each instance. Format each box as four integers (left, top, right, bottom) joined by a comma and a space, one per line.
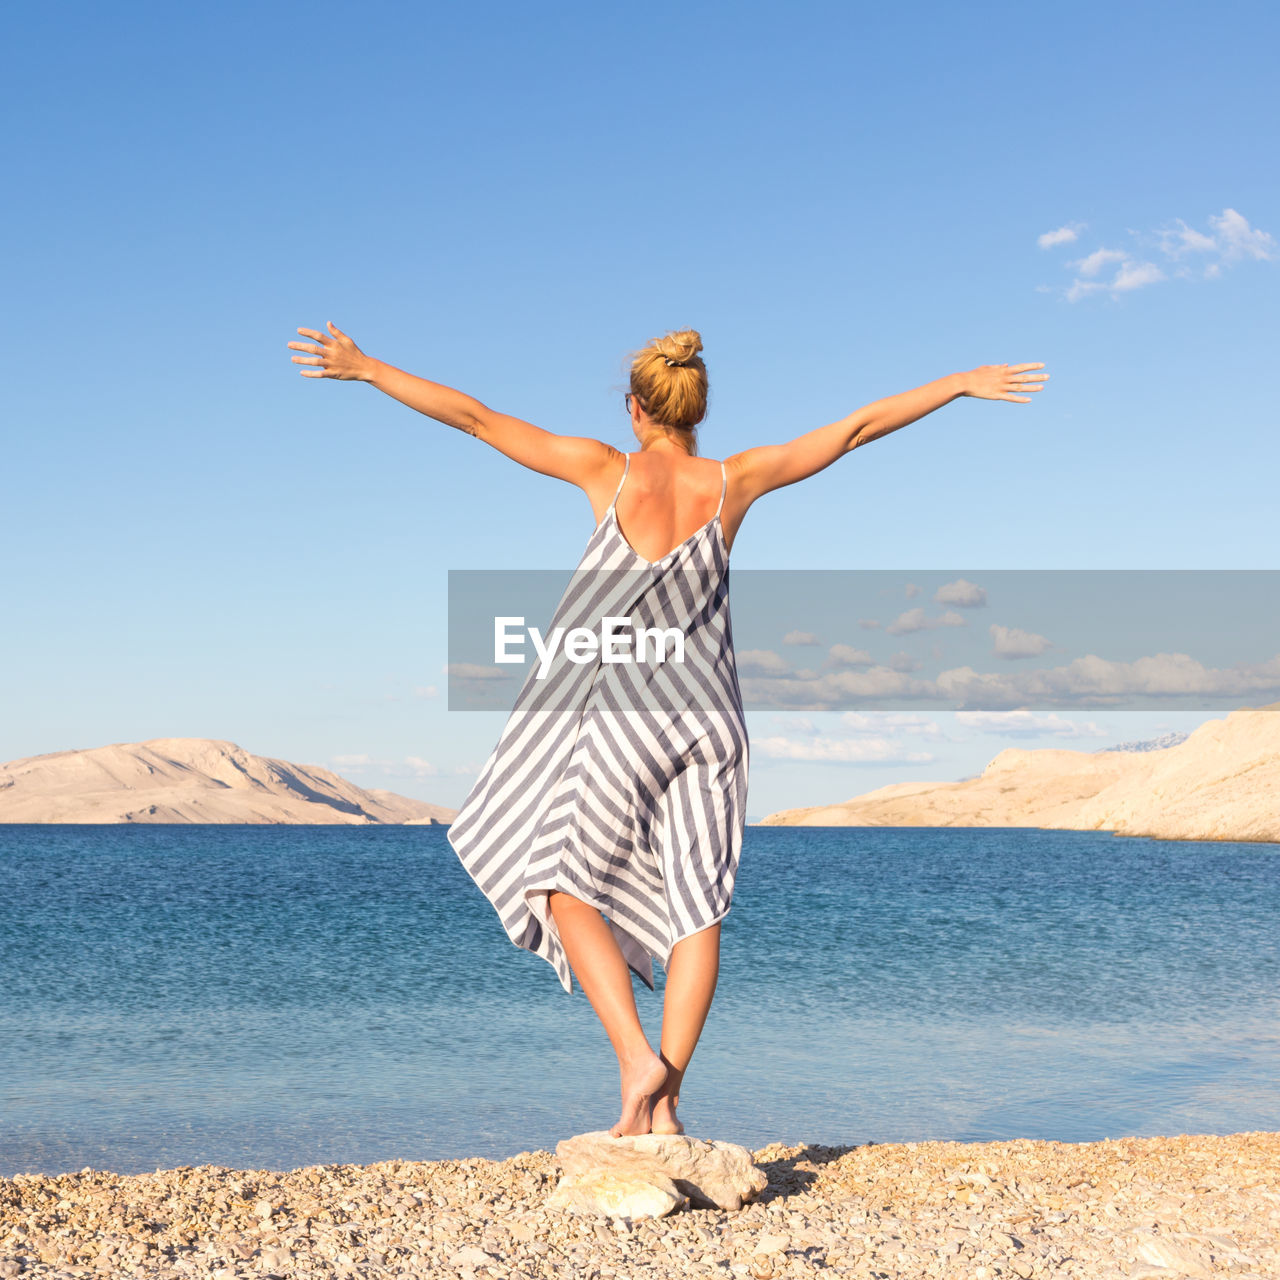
626, 328, 709, 453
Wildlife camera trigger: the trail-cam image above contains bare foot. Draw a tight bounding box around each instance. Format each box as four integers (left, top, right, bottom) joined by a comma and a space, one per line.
650, 1093, 685, 1135
609, 1048, 668, 1137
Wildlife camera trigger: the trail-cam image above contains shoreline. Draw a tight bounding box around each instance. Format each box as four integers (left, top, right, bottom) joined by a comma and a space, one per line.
2, 1130, 1277, 1278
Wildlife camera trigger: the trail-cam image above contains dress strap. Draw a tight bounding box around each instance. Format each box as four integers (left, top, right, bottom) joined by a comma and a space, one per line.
607, 453, 631, 513
715, 459, 727, 519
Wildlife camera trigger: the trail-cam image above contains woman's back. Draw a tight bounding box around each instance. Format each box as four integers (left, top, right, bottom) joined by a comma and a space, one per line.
606, 449, 739, 563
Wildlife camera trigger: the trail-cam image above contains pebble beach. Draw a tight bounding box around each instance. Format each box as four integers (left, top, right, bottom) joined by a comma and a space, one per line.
2, 1130, 1277, 1279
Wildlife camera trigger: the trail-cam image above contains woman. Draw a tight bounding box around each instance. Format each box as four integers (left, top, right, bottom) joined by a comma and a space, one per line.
287, 322, 1048, 1138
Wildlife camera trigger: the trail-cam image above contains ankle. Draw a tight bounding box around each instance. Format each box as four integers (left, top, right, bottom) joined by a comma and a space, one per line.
619, 1043, 661, 1068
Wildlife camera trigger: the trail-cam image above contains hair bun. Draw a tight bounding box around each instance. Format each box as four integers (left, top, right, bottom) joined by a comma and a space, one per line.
655, 329, 703, 369
625, 327, 709, 437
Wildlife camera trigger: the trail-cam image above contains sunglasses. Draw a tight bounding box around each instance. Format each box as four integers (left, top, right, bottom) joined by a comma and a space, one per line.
624, 393, 643, 415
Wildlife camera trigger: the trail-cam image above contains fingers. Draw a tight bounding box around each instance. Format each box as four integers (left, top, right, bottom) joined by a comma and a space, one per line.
1006, 370, 1049, 395
290, 327, 334, 377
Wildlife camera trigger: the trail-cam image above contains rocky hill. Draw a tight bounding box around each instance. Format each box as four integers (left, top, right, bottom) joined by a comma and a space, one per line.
0, 738, 457, 826
759, 702, 1280, 843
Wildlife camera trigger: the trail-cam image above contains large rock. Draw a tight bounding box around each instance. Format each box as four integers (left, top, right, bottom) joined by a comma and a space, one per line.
546, 1169, 687, 1219
550, 1130, 769, 1217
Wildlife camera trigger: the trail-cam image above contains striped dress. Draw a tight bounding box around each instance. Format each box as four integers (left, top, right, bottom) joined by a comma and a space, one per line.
447, 452, 750, 994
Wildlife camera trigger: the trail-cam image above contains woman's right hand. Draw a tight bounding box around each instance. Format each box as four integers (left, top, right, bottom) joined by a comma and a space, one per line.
963, 363, 1049, 403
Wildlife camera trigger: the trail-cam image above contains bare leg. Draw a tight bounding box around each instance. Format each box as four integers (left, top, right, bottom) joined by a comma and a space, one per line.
651, 921, 721, 1135
547, 889, 668, 1137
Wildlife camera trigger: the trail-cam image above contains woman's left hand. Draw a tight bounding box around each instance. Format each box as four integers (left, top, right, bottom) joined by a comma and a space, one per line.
287, 321, 373, 381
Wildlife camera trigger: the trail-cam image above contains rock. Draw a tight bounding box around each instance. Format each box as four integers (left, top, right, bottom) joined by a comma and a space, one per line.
546, 1169, 687, 1219
554, 1130, 769, 1213
751, 1232, 791, 1254
453, 1244, 497, 1266
1132, 1231, 1215, 1278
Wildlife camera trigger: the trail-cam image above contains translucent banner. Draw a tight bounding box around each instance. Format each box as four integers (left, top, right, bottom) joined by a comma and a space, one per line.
447, 569, 1280, 713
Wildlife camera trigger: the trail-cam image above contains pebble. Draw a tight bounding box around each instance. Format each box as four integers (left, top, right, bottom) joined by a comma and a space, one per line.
0, 1131, 1277, 1278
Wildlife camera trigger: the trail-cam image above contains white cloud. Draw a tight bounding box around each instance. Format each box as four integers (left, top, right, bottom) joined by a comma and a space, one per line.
738, 648, 1280, 710
990, 623, 1054, 659
402, 756, 440, 777
771, 715, 820, 735
736, 649, 793, 676
955, 708, 1109, 738
327, 753, 442, 781
740, 664, 941, 710
886, 607, 968, 635
838, 711, 947, 739
1065, 278, 1107, 302
935, 650, 1280, 706
887, 650, 923, 672
752, 734, 936, 764
1154, 219, 1218, 256
1072, 247, 1129, 277
935, 578, 988, 608
1210, 208, 1278, 262
829, 643, 875, 667
447, 662, 513, 681
1052, 208, 1274, 302
1038, 224, 1084, 249
1156, 209, 1277, 264
1111, 261, 1166, 291
783, 630, 821, 645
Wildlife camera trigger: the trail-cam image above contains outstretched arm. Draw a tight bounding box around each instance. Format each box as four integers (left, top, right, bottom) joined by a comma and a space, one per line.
730, 363, 1049, 506
287, 322, 616, 492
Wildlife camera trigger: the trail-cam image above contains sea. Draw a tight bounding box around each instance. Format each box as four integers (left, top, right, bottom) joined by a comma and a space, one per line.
1, 823, 1277, 1177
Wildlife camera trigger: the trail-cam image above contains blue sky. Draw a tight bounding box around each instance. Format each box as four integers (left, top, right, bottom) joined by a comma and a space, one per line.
3, 1, 1276, 821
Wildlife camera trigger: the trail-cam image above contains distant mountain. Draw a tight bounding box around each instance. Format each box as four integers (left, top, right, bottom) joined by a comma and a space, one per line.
759, 702, 1280, 844
0, 738, 458, 826
1092, 731, 1189, 753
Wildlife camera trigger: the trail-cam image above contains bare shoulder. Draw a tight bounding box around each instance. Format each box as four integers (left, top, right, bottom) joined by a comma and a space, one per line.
720, 445, 775, 504
721, 427, 856, 507
574, 440, 628, 521
469, 406, 621, 491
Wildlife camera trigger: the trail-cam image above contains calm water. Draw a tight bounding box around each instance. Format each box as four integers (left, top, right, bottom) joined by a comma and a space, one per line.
1, 824, 1277, 1177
